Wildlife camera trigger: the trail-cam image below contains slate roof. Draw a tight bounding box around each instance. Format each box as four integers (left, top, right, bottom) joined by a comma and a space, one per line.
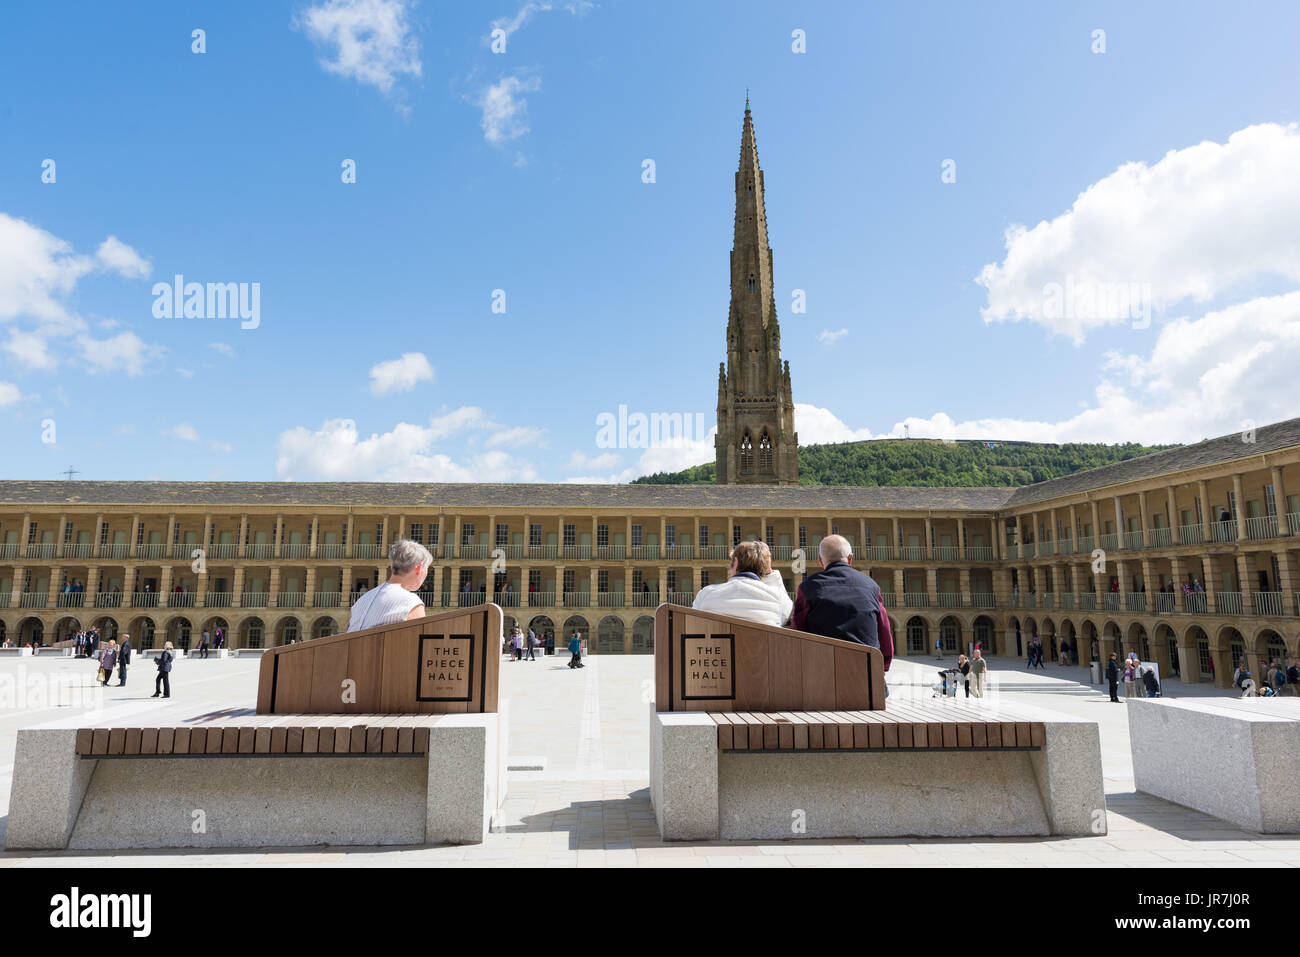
3, 417, 1298, 514
1003, 416, 1300, 508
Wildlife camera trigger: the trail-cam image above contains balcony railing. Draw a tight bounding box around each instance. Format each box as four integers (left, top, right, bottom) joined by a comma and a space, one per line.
527, 591, 554, 607
277, 592, 305, 608
971, 593, 995, 609
629, 546, 659, 560
101, 543, 130, 558
248, 544, 275, 559
207, 543, 237, 558
1104, 593, 1121, 611
1038, 592, 1054, 609
1290, 513, 1300, 537
0, 543, 18, 559
964, 546, 994, 561
1147, 527, 1173, 547
1244, 515, 1278, 540
899, 546, 926, 561
563, 545, 593, 560
19, 592, 46, 608
879, 592, 896, 608
1122, 531, 1144, 549
1215, 591, 1243, 615
316, 544, 345, 559
313, 592, 341, 607
662, 545, 693, 560
1152, 593, 1175, 614
525, 545, 556, 559
1004, 544, 1019, 559
28, 543, 56, 558
60, 543, 92, 558
1210, 520, 1236, 543
494, 591, 521, 607
1177, 524, 1204, 545
633, 591, 661, 607
561, 592, 588, 607
1098, 534, 1118, 551
863, 545, 893, 561
439, 592, 453, 607
240, 592, 268, 608
932, 546, 960, 561
1021, 543, 1036, 558
1252, 592, 1283, 617
94, 592, 122, 607
352, 544, 383, 559
770, 545, 795, 560
205, 591, 233, 607
458, 592, 487, 606
1126, 594, 1146, 613
598, 592, 625, 607
903, 591, 929, 607
132, 591, 158, 608
597, 545, 628, 560
1078, 593, 1097, 610
169, 592, 196, 607
1183, 593, 1208, 614
937, 592, 963, 608
1058, 593, 1075, 610
56, 592, 84, 608
667, 591, 694, 605
1076, 535, 1094, 554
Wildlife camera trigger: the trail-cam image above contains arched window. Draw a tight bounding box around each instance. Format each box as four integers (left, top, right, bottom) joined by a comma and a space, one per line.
748, 274, 756, 292
739, 433, 754, 474
758, 431, 773, 471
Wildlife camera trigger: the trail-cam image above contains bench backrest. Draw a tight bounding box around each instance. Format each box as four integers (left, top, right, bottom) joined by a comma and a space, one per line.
653, 603, 886, 713
256, 603, 502, 715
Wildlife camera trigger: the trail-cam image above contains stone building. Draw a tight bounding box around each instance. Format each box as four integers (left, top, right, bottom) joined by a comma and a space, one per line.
715, 101, 798, 485
2, 105, 1298, 689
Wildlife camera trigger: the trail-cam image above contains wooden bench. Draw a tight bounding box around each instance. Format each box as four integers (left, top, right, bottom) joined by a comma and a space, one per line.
5, 605, 509, 850
650, 604, 1105, 841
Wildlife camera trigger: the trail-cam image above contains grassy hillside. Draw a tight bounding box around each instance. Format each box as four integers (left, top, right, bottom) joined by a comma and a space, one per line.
631, 438, 1181, 487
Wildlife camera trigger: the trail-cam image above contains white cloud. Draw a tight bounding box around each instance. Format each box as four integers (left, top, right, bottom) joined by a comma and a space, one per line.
0, 382, 22, 406
208, 342, 236, 358
475, 73, 541, 146
368, 351, 434, 395
0, 213, 157, 373
977, 123, 1300, 344
485, 426, 546, 448
77, 331, 163, 376
568, 450, 619, 470
295, 0, 421, 95
176, 368, 195, 378
95, 236, 151, 278
817, 328, 848, 345
211, 440, 234, 453
794, 404, 873, 444
489, 1, 552, 43
165, 423, 200, 442
274, 416, 539, 482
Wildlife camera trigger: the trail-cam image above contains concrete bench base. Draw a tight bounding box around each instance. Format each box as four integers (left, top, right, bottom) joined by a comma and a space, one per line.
5, 706, 509, 850
1129, 697, 1300, 833
0, 647, 33, 657
650, 702, 1105, 840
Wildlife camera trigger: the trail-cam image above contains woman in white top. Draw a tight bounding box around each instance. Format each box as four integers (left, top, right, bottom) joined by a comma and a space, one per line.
691, 541, 792, 628
347, 539, 433, 631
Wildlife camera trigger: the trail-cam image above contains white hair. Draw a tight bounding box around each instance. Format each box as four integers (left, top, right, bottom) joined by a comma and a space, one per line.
389, 538, 433, 575
818, 534, 852, 565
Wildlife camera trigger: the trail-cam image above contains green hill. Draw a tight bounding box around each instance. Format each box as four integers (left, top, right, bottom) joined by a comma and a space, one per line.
631, 438, 1181, 487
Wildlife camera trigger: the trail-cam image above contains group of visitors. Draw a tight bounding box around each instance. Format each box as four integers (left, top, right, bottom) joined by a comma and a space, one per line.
73, 627, 102, 658
1235, 659, 1300, 696
692, 534, 893, 679
506, 627, 541, 661
1105, 651, 1160, 701
953, 651, 988, 697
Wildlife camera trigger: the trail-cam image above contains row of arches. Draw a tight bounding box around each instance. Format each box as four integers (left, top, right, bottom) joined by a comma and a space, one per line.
0, 615, 341, 650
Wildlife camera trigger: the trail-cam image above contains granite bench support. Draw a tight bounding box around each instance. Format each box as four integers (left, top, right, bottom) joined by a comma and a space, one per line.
1129, 697, 1300, 833
650, 701, 1105, 841
5, 705, 509, 850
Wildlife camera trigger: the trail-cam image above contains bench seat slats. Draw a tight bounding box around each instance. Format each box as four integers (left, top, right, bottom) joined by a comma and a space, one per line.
710, 708, 1046, 752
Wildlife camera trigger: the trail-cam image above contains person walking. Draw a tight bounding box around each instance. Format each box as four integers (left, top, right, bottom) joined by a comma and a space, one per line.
568, 631, 584, 669
152, 641, 173, 698
116, 633, 132, 687
1141, 664, 1160, 698
958, 654, 972, 697
935, 636, 943, 660
198, 629, 210, 660
97, 639, 118, 687
507, 628, 521, 661
970, 648, 988, 698
1106, 653, 1120, 702
526, 628, 538, 661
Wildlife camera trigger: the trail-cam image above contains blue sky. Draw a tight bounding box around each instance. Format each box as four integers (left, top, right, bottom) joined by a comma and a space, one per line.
1, 0, 1298, 482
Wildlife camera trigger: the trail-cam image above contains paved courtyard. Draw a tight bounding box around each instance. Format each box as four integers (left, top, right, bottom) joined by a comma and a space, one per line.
1, 651, 1296, 867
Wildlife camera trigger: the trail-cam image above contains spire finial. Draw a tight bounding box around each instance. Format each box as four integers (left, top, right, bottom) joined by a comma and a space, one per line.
745, 87, 750, 112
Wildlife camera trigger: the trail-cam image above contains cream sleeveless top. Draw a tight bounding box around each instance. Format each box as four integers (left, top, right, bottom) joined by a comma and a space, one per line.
347, 582, 423, 632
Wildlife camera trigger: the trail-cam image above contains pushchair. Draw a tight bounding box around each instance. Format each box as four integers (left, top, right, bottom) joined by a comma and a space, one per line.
932, 668, 960, 698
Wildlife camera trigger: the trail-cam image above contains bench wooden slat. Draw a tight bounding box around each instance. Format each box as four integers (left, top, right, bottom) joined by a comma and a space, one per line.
159, 727, 176, 754
107, 728, 126, 755
124, 729, 142, 755
254, 727, 271, 753
141, 728, 159, 755
76, 728, 94, 755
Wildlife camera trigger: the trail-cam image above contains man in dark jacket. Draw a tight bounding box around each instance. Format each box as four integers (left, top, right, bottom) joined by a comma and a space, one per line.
117, 633, 131, 687
1105, 653, 1120, 702
791, 535, 893, 672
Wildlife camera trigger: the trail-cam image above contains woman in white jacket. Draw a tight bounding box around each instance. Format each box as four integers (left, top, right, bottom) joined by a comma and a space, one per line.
691, 541, 792, 628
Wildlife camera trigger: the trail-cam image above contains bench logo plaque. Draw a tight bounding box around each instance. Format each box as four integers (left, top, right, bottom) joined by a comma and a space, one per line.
680, 633, 734, 701
417, 634, 474, 702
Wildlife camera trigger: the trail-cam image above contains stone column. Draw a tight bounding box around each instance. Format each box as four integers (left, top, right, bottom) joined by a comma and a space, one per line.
1113, 497, 1124, 550
957, 517, 967, 558
1167, 487, 1180, 544
1236, 553, 1254, 611
1067, 505, 1077, 552
346, 514, 355, 557
159, 566, 173, 608
274, 514, 284, 557
1202, 554, 1218, 610
1277, 551, 1298, 616
1232, 473, 1247, 541
958, 567, 971, 606
93, 512, 104, 558
1198, 480, 1211, 541
304, 567, 317, 608
202, 514, 212, 554
1138, 491, 1150, 542
381, 515, 390, 548
892, 517, 900, 555
237, 514, 247, 558
268, 568, 280, 607
231, 567, 244, 610
1273, 466, 1291, 536
893, 568, 904, 601
123, 567, 137, 606
46, 569, 61, 608
86, 566, 100, 599
1169, 556, 1185, 609
9, 566, 22, 609
1015, 515, 1025, 553
165, 513, 176, 557
131, 513, 141, 557
992, 517, 1002, 560
925, 567, 938, 605
310, 514, 319, 557
1089, 500, 1100, 546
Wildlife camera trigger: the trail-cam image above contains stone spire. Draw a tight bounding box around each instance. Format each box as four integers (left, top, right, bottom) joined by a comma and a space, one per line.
715, 101, 798, 485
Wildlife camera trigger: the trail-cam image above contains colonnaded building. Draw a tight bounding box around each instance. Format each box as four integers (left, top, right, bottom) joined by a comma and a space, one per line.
3, 104, 1300, 690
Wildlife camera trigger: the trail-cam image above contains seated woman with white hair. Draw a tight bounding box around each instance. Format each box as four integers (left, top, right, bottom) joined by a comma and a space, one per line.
347, 539, 433, 631
691, 540, 792, 628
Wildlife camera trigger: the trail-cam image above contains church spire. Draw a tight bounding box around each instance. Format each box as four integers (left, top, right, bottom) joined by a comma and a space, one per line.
714, 102, 798, 486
